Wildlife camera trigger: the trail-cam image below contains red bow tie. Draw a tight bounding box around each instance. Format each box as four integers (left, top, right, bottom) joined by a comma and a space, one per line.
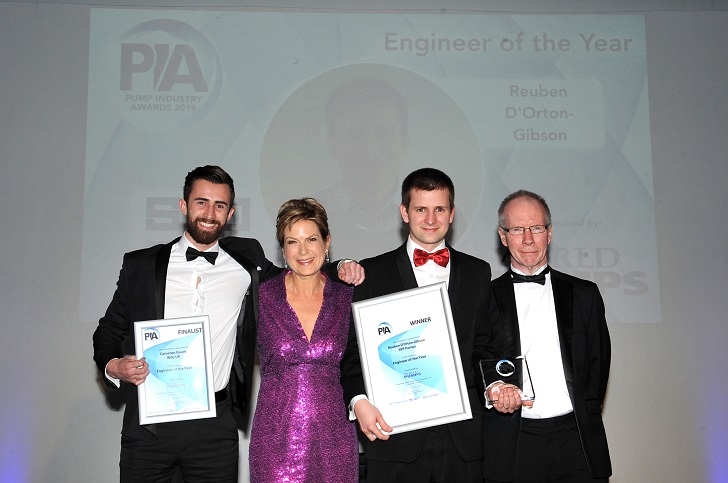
413, 248, 450, 267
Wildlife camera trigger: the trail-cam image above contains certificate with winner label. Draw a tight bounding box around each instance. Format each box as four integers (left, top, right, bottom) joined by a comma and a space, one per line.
352, 282, 471, 434
134, 315, 216, 424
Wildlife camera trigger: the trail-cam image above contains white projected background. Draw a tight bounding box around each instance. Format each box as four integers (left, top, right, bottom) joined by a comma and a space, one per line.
82, 11, 657, 326
5, 2, 728, 483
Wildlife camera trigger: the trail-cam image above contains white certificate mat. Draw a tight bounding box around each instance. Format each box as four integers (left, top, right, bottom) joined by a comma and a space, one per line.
352, 282, 471, 434
134, 315, 216, 424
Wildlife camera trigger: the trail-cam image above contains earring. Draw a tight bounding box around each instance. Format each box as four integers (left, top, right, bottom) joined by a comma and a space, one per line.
282, 250, 288, 269
325, 251, 330, 263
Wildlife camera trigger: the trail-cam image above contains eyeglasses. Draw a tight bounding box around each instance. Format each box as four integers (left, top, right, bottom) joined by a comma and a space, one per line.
501, 225, 550, 236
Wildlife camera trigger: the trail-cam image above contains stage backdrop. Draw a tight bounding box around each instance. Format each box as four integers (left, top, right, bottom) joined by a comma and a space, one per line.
82, 11, 658, 327
0, 2, 727, 482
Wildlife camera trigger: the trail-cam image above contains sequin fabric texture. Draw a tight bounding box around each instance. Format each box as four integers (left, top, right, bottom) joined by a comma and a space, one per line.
249, 272, 358, 483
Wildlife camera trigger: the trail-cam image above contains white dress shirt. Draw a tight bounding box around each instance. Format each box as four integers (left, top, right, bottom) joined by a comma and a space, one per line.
164, 234, 250, 391
512, 265, 573, 419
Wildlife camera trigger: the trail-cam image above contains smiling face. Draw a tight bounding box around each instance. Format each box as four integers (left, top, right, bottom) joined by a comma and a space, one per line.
498, 197, 552, 274
180, 179, 234, 250
283, 219, 331, 279
400, 188, 454, 252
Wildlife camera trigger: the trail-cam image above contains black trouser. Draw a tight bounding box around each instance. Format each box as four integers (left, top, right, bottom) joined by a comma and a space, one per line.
495, 412, 607, 483
120, 397, 239, 483
366, 426, 481, 483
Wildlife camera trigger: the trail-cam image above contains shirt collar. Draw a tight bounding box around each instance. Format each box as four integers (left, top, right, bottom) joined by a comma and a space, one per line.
173, 233, 220, 254
511, 264, 549, 276
406, 236, 447, 262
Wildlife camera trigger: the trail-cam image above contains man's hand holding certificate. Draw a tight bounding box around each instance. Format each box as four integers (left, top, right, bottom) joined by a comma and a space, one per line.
107, 355, 149, 386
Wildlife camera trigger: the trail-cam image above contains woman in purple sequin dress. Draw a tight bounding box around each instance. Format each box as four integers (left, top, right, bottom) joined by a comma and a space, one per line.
249, 198, 358, 483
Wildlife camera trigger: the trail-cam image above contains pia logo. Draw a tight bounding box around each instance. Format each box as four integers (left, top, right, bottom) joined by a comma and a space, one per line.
116, 19, 222, 130
377, 322, 392, 336
143, 328, 160, 341
119, 19, 219, 93
120, 42, 208, 92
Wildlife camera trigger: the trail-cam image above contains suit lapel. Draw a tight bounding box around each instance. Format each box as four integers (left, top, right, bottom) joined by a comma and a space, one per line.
145, 238, 178, 437
395, 244, 418, 290
446, 245, 461, 309
551, 271, 574, 384
494, 275, 521, 355
219, 238, 259, 327
153, 239, 177, 319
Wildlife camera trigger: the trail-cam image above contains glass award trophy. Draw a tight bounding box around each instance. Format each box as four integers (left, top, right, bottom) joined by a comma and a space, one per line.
479, 355, 535, 403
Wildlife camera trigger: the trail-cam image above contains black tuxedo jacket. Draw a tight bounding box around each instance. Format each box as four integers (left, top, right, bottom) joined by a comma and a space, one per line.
92, 236, 282, 440
340, 242, 491, 463
482, 268, 612, 480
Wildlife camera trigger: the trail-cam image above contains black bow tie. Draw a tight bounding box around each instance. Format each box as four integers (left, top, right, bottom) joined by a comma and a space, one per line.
510, 266, 550, 285
186, 247, 218, 265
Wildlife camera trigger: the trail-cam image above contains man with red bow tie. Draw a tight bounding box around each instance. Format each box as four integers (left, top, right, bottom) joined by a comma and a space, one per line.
341, 167, 492, 482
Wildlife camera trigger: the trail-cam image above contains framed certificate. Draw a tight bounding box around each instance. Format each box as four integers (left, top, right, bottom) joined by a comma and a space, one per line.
134, 315, 216, 424
351, 282, 472, 434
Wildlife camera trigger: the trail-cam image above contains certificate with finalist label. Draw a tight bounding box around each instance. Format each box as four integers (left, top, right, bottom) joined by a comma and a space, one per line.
134, 315, 216, 424
352, 282, 471, 434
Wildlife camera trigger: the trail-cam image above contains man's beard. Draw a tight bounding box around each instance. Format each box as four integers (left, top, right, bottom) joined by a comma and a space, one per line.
185, 216, 226, 246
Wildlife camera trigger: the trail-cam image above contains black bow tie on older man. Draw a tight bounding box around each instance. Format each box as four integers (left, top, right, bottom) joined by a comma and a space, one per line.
186, 247, 218, 265
510, 265, 550, 285
413, 248, 450, 267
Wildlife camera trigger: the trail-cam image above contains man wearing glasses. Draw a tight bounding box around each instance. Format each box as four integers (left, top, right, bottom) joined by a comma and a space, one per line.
482, 190, 612, 482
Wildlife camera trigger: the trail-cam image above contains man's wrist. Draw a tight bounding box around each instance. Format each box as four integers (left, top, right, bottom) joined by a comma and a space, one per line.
349, 394, 368, 420
105, 358, 121, 388
484, 381, 503, 409
337, 259, 356, 271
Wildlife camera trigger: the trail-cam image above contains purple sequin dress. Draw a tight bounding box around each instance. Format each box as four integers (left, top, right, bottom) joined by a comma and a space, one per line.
249, 272, 358, 483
